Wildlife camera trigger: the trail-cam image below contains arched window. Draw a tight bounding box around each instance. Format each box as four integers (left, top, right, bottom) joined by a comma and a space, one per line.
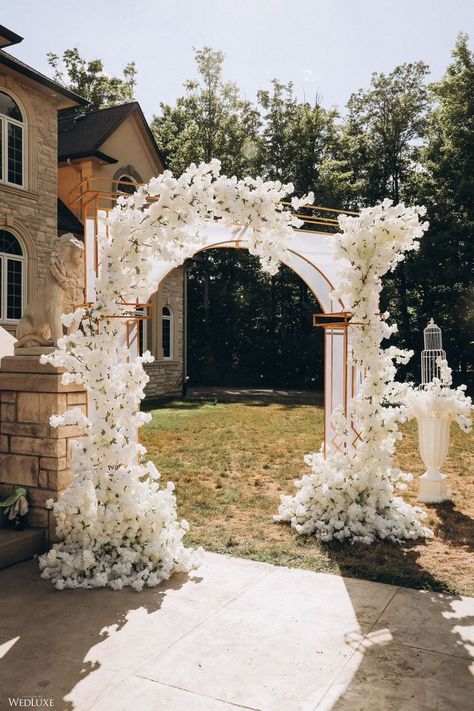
162, 305, 173, 359
116, 174, 137, 196
0, 91, 25, 187
0, 230, 24, 321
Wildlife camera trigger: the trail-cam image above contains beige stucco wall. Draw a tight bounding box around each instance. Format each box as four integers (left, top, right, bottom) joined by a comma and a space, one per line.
0, 69, 60, 334
101, 112, 163, 183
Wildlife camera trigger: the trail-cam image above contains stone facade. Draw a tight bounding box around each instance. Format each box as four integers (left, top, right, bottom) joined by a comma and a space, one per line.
0, 356, 85, 543
0, 72, 60, 335
145, 266, 186, 398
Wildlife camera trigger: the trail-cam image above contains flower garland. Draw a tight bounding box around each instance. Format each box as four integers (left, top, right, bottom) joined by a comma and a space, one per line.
276, 200, 434, 544
39, 160, 312, 589
405, 358, 472, 430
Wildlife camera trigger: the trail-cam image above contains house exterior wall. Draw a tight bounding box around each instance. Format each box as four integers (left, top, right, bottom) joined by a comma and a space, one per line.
145, 266, 185, 399
0, 69, 59, 334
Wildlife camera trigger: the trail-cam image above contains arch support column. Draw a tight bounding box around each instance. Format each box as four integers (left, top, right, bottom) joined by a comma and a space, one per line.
319, 314, 360, 457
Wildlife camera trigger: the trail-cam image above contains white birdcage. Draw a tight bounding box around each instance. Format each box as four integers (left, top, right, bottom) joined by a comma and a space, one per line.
421, 319, 446, 384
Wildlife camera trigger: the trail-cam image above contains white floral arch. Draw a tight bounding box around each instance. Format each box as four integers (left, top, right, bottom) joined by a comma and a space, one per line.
40, 162, 433, 590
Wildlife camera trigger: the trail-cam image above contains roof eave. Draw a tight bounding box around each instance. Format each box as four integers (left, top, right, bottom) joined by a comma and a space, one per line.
0, 50, 88, 108
58, 150, 118, 164
0, 26, 23, 48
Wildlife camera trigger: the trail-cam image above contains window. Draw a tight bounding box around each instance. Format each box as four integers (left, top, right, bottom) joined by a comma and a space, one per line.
162, 305, 173, 359
0, 230, 24, 321
116, 174, 137, 195
0, 92, 25, 187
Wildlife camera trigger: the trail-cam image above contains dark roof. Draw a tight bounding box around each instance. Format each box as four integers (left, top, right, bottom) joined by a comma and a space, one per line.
0, 25, 23, 48
57, 198, 84, 235
58, 101, 166, 167
0, 49, 88, 107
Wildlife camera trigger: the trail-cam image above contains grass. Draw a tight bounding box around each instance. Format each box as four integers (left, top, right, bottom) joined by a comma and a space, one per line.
141, 397, 474, 596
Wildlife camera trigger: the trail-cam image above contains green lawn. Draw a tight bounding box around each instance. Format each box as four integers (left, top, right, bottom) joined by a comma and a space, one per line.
141, 398, 474, 596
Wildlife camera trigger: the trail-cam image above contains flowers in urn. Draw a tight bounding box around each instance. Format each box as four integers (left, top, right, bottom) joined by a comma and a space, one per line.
406, 357, 472, 432
405, 354, 472, 503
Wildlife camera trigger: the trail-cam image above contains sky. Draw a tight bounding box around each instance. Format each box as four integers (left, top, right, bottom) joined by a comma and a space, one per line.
2, 1, 474, 120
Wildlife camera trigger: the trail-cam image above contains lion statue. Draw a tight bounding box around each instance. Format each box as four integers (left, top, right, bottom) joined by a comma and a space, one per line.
15, 233, 85, 350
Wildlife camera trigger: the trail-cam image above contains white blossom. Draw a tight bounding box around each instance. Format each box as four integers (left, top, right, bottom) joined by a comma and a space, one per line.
39, 161, 304, 590
276, 200, 434, 543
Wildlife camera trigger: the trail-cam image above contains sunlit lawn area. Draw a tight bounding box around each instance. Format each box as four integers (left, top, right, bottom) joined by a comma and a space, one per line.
141, 398, 474, 596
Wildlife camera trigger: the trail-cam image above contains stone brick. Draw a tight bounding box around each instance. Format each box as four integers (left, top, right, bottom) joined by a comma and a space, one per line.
39, 456, 67, 471
28, 487, 57, 507
48, 469, 73, 490
0, 356, 61, 374
0, 374, 77, 393
10, 437, 66, 458
28, 507, 48, 528
38, 470, 48, 488
0, 392, 16, 403
56, 425, 85, 439
48, 512, 59, 544
2, 422, 51, 438
0, 434, 8, 452
0, 452, 39, 487
17, 392, 67, 423
67, 391, 87, 405
1, 402, 16, 422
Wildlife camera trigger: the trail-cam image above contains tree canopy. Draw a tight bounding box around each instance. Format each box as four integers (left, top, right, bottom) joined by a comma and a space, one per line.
47, 48, 137, 111
48, 37, 473, 389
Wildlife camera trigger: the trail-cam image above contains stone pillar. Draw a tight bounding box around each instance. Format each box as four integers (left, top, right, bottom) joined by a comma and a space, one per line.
0, 355, 85, 545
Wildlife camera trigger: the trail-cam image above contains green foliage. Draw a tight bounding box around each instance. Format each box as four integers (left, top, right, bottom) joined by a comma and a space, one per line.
47, 48, 137, 111
186, 250, 323, 389
151, 48, 262, 177
152, 40, 473, 389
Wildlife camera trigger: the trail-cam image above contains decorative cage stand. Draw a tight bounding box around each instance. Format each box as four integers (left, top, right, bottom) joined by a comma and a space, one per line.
417, 319, 450, 503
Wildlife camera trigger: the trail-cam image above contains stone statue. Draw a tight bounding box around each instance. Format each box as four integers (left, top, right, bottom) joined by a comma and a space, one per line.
15, 233, 85, 350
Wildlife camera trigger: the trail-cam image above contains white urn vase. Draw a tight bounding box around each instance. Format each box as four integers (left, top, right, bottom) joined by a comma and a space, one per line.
417, 415, 451, 503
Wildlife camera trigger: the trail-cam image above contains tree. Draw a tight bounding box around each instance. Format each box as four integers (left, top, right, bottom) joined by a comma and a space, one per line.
343, 62, 430, 345
345, 62, 430, 205
412, 34, 474, 384
47, 48, 137, 111
151, 47, 262, 178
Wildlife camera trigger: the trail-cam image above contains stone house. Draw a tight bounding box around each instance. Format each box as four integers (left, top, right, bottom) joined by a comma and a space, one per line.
0, 24, 186, 399
0, 25, 86, 335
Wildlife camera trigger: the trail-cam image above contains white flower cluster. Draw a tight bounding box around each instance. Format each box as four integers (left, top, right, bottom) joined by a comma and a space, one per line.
39, 161, 310, 589
276, 200, 434, 543
405, 358, 472, 432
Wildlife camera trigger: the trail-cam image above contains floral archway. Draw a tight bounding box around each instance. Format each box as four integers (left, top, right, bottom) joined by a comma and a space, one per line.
40, 161, 432, 590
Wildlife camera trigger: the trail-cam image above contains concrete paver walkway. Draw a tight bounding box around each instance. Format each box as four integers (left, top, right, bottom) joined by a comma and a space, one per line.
0, 552, 472, 710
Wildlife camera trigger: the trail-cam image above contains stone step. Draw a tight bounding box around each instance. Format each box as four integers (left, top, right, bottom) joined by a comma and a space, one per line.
0, 526, 45, 570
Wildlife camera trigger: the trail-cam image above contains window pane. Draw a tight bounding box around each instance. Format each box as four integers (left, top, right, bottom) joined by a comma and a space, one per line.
162, 317, 171, 358
6, 259, 22, 319
117, 174, 136, 195
0, 92, 22, 121
0, 230, 23, 255
7, 123, 23, 185
0, 117, 2, 181
162, 306, 171, 317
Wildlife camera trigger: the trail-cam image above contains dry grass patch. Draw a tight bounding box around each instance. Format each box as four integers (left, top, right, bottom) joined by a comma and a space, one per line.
141, 398, 474, 596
